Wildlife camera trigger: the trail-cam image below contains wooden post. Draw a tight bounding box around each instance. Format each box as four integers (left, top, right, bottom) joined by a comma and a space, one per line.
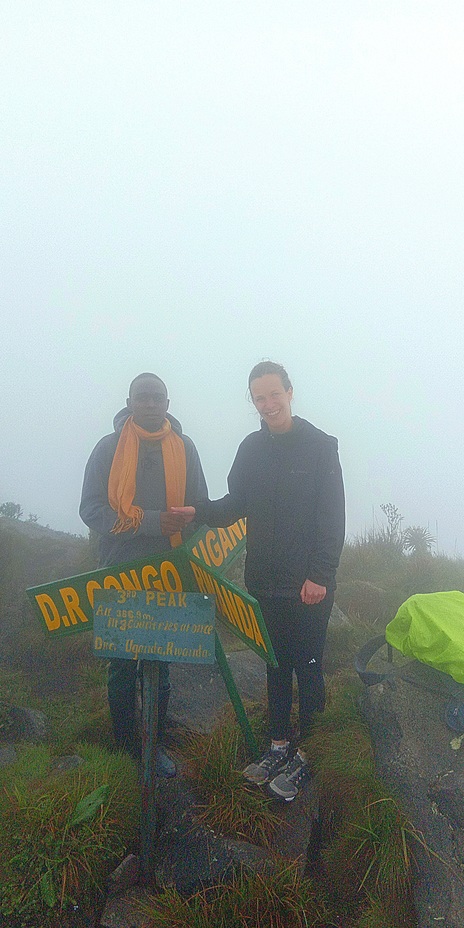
140, 660, 159, 882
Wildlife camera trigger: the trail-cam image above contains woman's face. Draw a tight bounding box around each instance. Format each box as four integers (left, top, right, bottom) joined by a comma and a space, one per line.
250, 373, 293, 433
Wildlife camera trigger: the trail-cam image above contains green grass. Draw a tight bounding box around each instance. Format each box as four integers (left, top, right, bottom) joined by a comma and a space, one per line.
356, 893, 417, 927
0, 742, 139, 926
300, 681, 419, 926
137, 860, 337, 928
1, 526, 442, 926
181, 717, 281, 847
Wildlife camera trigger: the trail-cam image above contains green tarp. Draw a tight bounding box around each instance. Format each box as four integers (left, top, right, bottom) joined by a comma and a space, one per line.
386, 591, 464, 684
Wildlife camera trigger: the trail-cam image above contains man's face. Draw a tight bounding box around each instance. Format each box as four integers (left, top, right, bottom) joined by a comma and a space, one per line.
127, 376, 169, 431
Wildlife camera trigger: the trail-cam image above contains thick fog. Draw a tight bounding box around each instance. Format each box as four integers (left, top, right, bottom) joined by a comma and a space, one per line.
1, 1, 463, 554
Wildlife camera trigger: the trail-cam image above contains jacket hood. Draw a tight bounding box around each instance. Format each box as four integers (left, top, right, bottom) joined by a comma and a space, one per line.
113, 407, 183, 436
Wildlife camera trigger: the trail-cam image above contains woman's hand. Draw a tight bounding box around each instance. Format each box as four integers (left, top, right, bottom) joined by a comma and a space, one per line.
300, 579, 326, 605
170, 505, 196, 525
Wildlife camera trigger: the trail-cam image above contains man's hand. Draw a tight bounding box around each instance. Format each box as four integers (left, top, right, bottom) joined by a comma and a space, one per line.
300, 579, 327, 605
160, 511, 189, 536
170, 506, 196, 525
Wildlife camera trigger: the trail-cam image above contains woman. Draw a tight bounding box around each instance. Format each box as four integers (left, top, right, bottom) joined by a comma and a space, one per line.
174, 361, 345, 800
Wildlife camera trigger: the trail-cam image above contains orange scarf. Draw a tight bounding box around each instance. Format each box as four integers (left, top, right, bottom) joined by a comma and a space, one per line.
108, 416, 186, 547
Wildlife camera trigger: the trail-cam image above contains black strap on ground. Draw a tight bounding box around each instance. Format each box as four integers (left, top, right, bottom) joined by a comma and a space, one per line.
354, 635, 393, 686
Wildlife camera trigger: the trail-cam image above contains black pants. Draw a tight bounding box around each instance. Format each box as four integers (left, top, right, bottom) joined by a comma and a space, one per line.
107, 658, 170, 755
258, 593, 334, 742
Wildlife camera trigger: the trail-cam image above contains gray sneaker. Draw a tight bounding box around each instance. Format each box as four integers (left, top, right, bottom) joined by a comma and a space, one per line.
242, 746, 290, 785
268, 752, 311, 801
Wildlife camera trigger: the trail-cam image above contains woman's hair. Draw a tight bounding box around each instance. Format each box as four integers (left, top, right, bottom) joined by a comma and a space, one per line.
248, 361, 292, 392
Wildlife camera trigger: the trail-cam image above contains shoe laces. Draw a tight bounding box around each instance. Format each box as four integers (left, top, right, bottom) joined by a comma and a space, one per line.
283, 753, 308, 783
259, 749, 287, 773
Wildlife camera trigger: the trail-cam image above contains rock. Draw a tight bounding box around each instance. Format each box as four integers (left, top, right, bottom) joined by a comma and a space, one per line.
0, 745, 17, 766
106, 855, 141, 897
359, 661, 464, 928
100, 889, 148, 928
151, 771, 272, 894
336, 579, 397, 625
51, 754, 85, 774
152, 760, 320, 892
8, 706, 48, 742
329, 603, 350, 627
168, 645, 267, 734
270, 777, 320, 871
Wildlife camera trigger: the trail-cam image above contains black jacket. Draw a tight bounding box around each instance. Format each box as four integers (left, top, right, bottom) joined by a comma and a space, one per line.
79, 409, 208, 568
195, 416, 345, 597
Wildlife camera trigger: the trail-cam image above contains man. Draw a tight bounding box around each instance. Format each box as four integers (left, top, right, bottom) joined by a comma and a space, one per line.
80, 372, 207, 776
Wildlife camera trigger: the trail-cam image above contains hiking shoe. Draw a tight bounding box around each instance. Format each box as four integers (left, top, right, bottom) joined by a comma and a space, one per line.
242, 746, 290, 785
268, 752, 311, 801
155, 745, 177, 778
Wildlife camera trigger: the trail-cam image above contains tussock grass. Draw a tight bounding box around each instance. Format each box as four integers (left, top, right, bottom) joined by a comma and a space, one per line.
356, 892, 417, 927
181, 719, 281, 847
301, 682, 419, 925
138, 860, 336, 928
323, 792, 414, 902
0, 743, 139, 925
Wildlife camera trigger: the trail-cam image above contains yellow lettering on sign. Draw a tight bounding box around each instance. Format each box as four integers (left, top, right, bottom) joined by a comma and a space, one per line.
141, 565, 163, 591
94, 636, 115, 651
191, 520, 246, 570
188, 560, 266, 652
230, 518, 246, 541
160, 561, 182, 592
86, 579, 102, 607
221, 586, 245, 634
248, 604, 266, 651
35, 593, 62, 632
59, 587, 88, 626
119, 570, 143, 592
218, 527, 235, 559
196, 540, 211, 567
104, 575, 123, 591
205, 530, 223, 568
231, 593, 252, 639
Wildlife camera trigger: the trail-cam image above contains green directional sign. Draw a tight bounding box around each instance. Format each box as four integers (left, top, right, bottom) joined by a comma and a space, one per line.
26, 521, 264, 761
185, 519, 246, 575
188, 554, 277, 667
26, 521, 248, 640
27, 546, 195, 637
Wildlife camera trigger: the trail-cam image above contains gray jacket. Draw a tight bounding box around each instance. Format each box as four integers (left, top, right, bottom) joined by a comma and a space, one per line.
79, 409, 208, 567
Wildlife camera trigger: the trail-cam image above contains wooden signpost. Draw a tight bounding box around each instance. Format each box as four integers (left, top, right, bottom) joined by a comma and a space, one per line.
26, 521, 278, 879
93, 587, 215, 878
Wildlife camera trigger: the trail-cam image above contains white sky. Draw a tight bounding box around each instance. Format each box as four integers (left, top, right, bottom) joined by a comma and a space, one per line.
1, 1, 463, 554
